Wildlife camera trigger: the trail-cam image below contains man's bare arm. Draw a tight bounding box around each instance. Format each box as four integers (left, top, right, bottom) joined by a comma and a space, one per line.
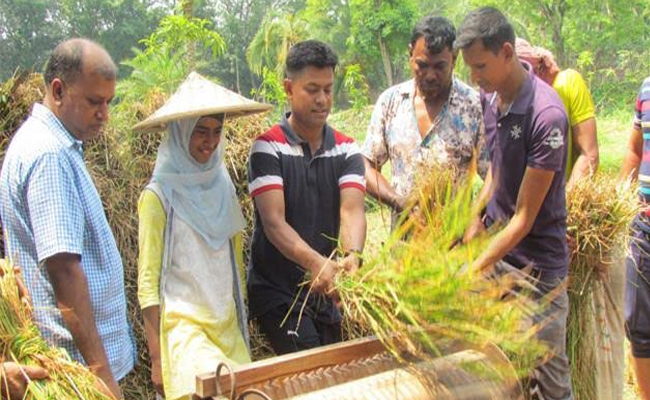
566, 117, 599, 191
471, 167, 555, 271
46, 253, 121, 399
339, 187, 367, 272
364, 158, 407, 211
254, 190, 338, 294
620, 125, 643, 182
464, 165, 493, 243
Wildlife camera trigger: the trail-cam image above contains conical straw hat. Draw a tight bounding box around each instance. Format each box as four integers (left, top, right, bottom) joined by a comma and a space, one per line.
132, 71, 272, 132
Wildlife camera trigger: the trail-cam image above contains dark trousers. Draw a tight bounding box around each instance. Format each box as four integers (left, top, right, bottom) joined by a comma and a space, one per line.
256, 303, 342, 355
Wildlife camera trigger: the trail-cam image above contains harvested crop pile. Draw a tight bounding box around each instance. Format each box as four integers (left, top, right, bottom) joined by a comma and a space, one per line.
565, 174, 637, 400
0, 260, 111, 399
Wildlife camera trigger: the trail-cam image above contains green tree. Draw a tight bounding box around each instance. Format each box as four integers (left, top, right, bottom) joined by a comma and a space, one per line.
470, 0, 650, 110
344, 63, 370, 112
203, 0, 279, 95
117, 13, 226, 104
246, 12, 310, 77
348, 0, 416, 89
0, 0, 64, 79
60, 0, 165, 73
0, 0, 167, 80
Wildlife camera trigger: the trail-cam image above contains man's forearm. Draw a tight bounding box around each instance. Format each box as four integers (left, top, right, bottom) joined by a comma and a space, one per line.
340, 204, 367, 253
263, 220, 326, 273
620, 150, 641, 181
472, 167, 554, 271
567, 154, 598, 189
567, 118, 599, 190
620, 127, 643, 181
364, 160, 402, 209
46, 255, 117, 388
472, 215, 531, 271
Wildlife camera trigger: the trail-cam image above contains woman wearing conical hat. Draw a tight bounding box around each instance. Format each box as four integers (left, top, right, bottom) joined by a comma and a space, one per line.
134, 72, 270, 400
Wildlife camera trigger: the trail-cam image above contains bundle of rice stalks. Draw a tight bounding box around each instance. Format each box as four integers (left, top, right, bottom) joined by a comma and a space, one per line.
331, 163, 546, 378
566, 174, 638, 400
0, 260, 111, 399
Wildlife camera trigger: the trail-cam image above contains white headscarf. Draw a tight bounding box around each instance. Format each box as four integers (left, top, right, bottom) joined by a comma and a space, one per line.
151, 116, 245, 250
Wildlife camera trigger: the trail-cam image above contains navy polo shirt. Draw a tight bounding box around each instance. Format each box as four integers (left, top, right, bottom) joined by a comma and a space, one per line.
482, 63, 569, 276
247, 113, 366, 319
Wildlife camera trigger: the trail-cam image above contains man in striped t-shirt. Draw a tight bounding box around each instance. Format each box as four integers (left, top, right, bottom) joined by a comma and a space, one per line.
620, 76, 650, 400
247, 40, 367, 355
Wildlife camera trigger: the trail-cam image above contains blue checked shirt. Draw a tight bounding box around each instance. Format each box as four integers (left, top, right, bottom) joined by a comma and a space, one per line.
0, 103, 135, 379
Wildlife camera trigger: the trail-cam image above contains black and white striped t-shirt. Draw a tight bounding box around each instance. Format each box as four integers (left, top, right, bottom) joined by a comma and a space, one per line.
247, 114, 365, 318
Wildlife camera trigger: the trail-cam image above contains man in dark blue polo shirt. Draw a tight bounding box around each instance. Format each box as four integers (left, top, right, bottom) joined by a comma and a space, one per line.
247, 40, 367, 355
456, 7, 573, 400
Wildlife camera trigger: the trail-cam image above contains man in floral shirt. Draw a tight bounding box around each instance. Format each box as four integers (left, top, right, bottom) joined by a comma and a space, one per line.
362, 15, 486, 226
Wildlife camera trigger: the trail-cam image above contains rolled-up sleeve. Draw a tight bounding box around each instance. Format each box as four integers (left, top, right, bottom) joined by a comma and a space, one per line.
137, 189, 166, 309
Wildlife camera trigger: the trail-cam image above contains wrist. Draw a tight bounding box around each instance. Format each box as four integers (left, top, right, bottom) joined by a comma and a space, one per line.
88, 362, 112, 377
342, 249, 364, 267
305, 253, 326, 274
149, 352, 161, 364
389, 195, 401, 211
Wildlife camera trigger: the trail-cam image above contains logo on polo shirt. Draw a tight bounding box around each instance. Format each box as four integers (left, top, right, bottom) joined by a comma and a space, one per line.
544, 127, 564, 149
510, 124, 522, 140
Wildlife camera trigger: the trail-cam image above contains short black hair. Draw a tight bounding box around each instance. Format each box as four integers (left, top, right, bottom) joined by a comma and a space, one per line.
454, 7, 515, 54
410, 15, 456, 54
285, 40, 338, 78
44, 38, 117, 85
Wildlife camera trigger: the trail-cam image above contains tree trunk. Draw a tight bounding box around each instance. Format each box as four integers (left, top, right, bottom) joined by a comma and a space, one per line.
181, 0, 196, 70
375, 0, 393, 87
540, 0, 567, 66
234, 55, 241, 94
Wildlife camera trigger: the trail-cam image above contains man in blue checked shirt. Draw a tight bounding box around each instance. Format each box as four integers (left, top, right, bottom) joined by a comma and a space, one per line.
0, 39, 134, 399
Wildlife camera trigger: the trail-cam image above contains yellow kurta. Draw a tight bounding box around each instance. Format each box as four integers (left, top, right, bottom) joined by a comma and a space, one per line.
137, 189, 250, 400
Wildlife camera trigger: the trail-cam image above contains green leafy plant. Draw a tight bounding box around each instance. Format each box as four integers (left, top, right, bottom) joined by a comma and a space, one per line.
344, 64, 370, 113
117, 14, 226, 105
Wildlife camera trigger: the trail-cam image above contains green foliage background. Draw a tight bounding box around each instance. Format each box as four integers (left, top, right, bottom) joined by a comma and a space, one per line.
1, 0, 648, 111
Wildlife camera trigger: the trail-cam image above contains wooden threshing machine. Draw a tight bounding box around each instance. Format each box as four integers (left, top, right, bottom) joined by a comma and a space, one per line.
193, 337, 523, 400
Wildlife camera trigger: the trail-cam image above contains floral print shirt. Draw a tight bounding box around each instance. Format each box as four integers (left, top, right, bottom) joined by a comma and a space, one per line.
362, 77, 487, 197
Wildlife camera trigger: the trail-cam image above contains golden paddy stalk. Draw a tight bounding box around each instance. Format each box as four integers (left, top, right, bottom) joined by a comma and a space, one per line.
334, 164, 547, 378
0, 260, 112, 400
565, 174, 637, 400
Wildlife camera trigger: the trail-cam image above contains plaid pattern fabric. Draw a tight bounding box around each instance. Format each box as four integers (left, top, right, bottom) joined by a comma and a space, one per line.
0, 103, 135, 379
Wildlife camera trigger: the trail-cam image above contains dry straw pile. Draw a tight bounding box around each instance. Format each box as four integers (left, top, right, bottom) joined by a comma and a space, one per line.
566, 174, 637, 400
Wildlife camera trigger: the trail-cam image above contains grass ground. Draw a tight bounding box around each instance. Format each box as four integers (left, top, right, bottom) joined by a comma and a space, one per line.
330, 106, 642, 399
599, 109, 631, 173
